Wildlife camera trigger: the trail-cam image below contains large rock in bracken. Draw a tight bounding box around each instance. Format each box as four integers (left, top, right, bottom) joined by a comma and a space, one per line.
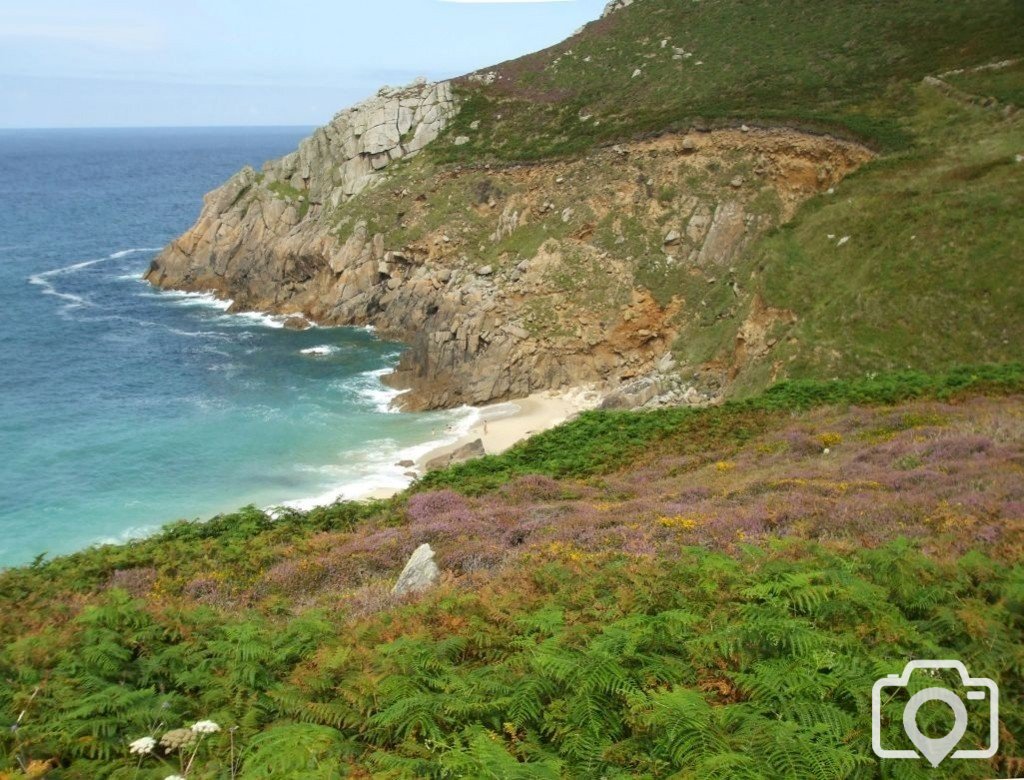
392, 543, 440, 596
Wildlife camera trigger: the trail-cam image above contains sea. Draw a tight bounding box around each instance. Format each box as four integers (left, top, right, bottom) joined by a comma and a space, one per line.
0, 127, 475, 568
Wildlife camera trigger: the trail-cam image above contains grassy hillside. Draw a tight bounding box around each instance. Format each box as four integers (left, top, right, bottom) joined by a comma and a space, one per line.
438, 0, 1024, 162
1, 366, 1023, 777
677, 81, 1024, 394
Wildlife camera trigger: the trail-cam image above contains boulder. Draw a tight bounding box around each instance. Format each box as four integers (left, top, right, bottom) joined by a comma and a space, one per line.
392, 543, 440, 595
424, 438, 486, 472
600, 376, 662, 409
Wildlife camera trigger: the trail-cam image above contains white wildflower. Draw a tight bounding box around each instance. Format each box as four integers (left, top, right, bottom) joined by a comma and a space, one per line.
191, 719, 221, 734
128, 736, 156, 755
165, 775, 186, 780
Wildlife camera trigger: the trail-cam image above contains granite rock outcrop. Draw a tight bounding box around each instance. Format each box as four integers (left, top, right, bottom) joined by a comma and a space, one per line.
146, 78, 872, 411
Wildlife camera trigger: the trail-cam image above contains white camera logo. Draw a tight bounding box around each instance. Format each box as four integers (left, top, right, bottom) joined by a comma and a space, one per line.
872, 660, 999, 767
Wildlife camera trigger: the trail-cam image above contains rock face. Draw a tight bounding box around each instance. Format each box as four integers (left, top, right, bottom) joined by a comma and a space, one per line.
146, 86, 871, 411
281, 79, 457, 207
145, 78, 457, 298
602, 0, 638, 17
392, 543, 440, 595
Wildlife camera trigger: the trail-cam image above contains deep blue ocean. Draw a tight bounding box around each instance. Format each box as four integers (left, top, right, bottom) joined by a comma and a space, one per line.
0, 128, 469, 568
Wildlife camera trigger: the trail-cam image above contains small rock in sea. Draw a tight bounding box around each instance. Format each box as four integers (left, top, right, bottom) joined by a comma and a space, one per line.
283, 316, 311, 330
396, 459, 415, 468
392, 543, 440, 596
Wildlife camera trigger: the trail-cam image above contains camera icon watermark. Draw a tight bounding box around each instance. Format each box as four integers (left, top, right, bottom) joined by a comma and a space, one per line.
872, 660, 999, 767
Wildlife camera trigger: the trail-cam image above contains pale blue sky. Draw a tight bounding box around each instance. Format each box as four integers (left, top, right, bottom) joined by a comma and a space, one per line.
0, 0, 607, 128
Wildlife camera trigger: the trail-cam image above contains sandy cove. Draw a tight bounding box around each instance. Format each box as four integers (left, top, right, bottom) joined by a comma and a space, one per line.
356, 386, 604, 501
418, 386, 604, 467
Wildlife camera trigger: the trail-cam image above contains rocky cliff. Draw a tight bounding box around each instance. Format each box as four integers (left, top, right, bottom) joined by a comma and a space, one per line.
143, 0, 1024, 411
146, 78, 870, 410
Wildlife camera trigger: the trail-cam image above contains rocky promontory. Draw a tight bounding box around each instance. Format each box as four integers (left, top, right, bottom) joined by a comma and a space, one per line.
146, 77, 871, 410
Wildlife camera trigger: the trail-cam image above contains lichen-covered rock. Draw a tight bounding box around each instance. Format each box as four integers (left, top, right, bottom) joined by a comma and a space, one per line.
392, 543, 440, 595
277, 80, 456, 205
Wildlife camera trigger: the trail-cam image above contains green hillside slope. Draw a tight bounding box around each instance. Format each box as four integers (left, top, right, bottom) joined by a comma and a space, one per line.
440, 0, 1024, 161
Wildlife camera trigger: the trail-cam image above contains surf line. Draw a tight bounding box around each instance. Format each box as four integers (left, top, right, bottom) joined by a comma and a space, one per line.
28, 247, 162, 311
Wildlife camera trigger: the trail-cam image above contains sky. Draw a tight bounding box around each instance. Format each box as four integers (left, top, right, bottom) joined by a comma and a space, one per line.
0, 0, 607, 128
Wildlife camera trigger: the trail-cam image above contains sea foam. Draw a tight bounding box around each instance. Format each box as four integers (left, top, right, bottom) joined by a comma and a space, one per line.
300, 345, 340, 356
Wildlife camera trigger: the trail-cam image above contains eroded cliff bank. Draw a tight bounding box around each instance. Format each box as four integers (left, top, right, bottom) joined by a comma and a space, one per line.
146, 80, 871, 410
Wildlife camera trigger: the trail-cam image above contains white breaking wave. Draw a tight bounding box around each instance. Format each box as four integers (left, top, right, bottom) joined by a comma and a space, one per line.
300, 345, 340, 356
220, 310, 286, 329
275, 404, 480, 512
148, 286, 302, 331
340, 366, 405, 414
28, 247, 162, 313
94, 523, 162, 548
155, 290, 234, 311
110, 247, 161, 259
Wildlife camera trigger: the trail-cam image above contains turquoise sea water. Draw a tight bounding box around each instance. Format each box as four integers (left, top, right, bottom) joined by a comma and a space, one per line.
0, 128, 469, 567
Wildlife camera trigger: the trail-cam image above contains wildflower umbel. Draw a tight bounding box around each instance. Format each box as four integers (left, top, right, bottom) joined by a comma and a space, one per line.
191, 719, 221, 734
160, 727, 197, 751
128, 736, 156, 755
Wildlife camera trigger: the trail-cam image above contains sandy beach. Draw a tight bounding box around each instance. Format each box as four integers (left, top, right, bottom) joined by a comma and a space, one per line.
416, 386, 604, 470
347, 386, 602, 502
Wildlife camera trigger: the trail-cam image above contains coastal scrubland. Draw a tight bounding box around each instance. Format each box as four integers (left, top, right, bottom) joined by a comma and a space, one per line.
3, 0, 1024, 776
2, 366, 1023, 777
